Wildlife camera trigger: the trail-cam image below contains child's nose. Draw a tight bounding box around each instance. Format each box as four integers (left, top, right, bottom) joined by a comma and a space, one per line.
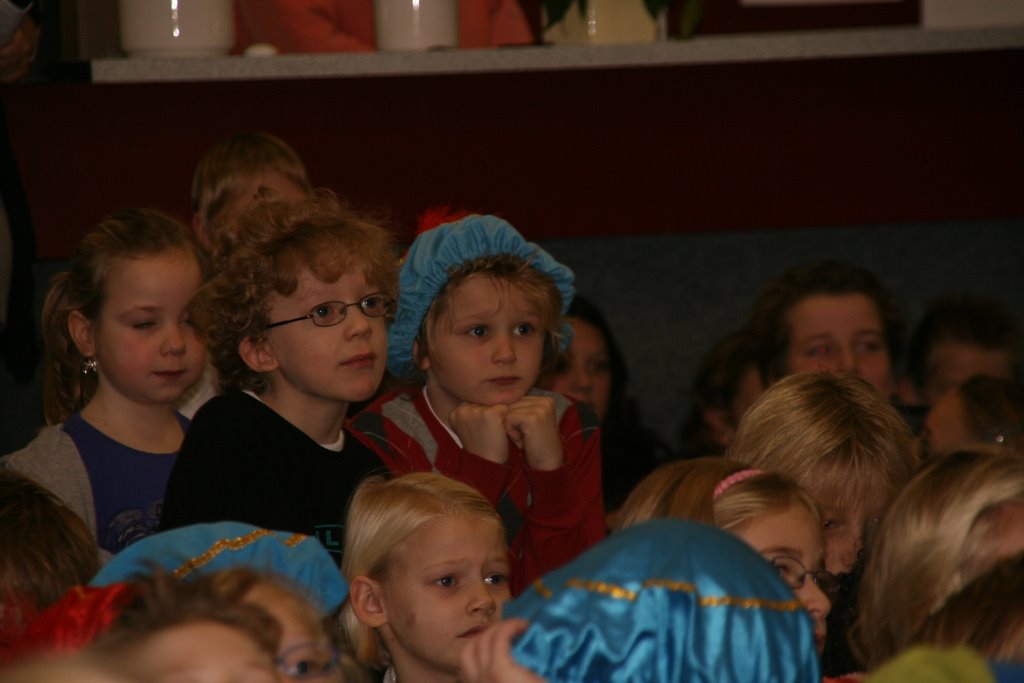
834, 346, 856, 373
492, 336, 516, 364
800, 580, 832, 621
341, 307, 373, 337
467, 586, 497, 616
161, 325, 187, 355
569, 364, 592, 393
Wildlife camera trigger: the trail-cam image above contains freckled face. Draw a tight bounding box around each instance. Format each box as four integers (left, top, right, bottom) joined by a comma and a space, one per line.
376, 516, 510, 681
784, 294, 894, 397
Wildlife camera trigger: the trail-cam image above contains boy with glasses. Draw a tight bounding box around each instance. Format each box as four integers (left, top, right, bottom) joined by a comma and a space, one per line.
160, 194, 394, 562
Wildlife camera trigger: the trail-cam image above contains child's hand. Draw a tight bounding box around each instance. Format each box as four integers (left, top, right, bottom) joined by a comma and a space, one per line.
459, 618, 546, 683
506, 396, 564, 471
450, 403, 511, 464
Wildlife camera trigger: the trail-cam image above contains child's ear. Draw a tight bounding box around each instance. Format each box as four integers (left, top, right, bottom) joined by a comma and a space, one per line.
349, 576, 388, 628
413, 338, 430, 372
67, 311, 96, 358
239, 336, 279, 374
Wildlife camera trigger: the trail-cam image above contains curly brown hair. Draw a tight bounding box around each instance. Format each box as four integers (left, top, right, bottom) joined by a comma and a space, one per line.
193, 193, 397, 394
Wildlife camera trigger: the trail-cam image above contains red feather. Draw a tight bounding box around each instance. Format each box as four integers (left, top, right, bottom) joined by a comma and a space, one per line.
415, 206, 472, 236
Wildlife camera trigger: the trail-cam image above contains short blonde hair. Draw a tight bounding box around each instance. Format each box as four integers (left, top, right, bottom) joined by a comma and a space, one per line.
852, 447, 1024, 669
726, 372, 917, 514
615, 457, 821, 536
193, 193, 397, 394
340, 473, 504, 669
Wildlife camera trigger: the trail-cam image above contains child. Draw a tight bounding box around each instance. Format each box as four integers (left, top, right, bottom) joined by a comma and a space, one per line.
852, 446, 1024, 670
90, 521, 367, 683
179, 130, 313, 419
87, 572, 283, 683
342, 472, 512, 683
190, 130, 311, 254
912, 552, 1024, 664
922, 375, 1024, 458
679, 326, 764, 457
484, 520, 820, 683
538, 295, 670, 522
726, 372, 916, 576
349, 212, 604, 593
0, 471, 101, 656
0, 209, 206, 555
724, 371, 917, 677
900, 293, 1023, 407
616, 457, 834, 656
158, 194, 395, 561
748, 260, 904, 399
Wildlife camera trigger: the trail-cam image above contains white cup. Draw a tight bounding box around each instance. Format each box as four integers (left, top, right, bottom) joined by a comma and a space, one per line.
119, 0, 234, 57
374, 0, 459, 51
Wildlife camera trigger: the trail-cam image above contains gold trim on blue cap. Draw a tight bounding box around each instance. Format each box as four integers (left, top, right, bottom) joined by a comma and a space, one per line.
173, 529, 276, 579
532, 575, 803, 613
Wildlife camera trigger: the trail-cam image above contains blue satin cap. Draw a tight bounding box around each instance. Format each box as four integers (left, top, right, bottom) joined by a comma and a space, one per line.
387, 215, 575, 378
89, 522, 347, 615
504, 520, 821, 683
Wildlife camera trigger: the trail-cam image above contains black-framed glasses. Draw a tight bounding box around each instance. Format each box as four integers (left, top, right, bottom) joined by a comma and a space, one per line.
265, 293, 395, 330
769, 555, 840, 601
276, 641, 340, 679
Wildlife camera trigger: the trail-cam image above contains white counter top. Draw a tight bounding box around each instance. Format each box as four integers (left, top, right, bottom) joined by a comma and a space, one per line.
90, 25, 1024, 84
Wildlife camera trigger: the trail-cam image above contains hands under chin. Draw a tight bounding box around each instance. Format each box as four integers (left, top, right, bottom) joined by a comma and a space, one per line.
450, 396, 565, 471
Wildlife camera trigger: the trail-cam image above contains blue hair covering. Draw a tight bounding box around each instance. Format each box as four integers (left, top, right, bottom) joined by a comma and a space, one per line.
504, 520, 821, 683
387, 214, 575, 378
89, 522, 347, 615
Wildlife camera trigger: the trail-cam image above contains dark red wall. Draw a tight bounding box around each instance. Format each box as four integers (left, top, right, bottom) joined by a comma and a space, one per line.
4, 45, 1022, 259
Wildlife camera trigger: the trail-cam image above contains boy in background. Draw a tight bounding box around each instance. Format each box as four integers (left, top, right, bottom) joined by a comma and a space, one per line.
899, 294, 1022, 407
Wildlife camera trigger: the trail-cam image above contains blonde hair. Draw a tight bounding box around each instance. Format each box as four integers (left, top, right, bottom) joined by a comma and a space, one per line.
193, 193, 397, 394
852, 447, 1024, 669
340, 473, 504, 669
191, 131, 311, 235
415, 254, 565, 376
726, 372, 917, 514
615, 457, 821, 535
41, 209, 203, 425
911, 551, 1024, 663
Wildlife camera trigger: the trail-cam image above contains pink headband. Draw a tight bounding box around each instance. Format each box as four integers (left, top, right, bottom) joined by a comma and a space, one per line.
713, 469, 764, 499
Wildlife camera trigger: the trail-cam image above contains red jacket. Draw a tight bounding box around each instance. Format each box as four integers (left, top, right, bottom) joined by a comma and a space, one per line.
350, 387, 605, 594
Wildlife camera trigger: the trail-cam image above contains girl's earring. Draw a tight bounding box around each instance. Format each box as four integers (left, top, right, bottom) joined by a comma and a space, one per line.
82, 357, 98, 375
